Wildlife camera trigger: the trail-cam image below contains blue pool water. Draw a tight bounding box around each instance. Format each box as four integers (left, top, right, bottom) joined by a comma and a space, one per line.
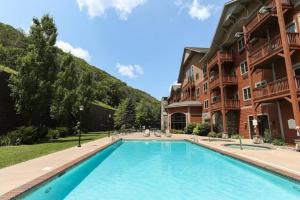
21, 140, 300, 200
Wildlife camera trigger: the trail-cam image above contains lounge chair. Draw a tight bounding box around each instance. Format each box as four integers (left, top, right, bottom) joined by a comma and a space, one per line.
154, 130, 161, 137
143, 129, 150, 137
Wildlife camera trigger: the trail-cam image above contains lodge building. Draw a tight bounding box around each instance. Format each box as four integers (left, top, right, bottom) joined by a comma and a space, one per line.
162, 0, 300, 144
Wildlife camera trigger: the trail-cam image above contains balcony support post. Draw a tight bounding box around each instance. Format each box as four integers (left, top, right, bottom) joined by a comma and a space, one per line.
276, 0, 300, 133
218, 52, 227, 135
243, 26, 259, 137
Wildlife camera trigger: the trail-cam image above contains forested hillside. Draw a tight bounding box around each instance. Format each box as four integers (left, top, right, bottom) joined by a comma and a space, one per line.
0, 22, 158, 108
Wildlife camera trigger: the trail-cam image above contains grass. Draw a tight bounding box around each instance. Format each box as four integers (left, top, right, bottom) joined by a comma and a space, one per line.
93, 100, 116, 110
0, 132, 109, 169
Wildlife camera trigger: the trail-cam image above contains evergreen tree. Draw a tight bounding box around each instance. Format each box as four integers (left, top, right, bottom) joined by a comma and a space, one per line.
9, 14, 58, 126
114, 97, 136, 129
135, 100, 153, 128
50, 53, 79, 128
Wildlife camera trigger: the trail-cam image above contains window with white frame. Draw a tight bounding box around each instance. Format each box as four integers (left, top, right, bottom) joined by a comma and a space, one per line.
203, 81, 208, 92
255, 80, 267, 88
243, 87, 251, 101
240, 61, 248, 75
204, 100, 209, 109
238, 37, 245, 52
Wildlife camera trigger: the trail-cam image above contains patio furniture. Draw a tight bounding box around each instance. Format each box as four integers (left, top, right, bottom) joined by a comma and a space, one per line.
166, 130, 172, 137
143, 129, 150, 137
295, 139, 300, 151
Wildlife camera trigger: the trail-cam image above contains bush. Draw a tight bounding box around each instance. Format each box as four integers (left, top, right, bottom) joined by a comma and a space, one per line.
263, 129, 272, 143
56, 127, 69, 137
171, 129, 185, 134
47, 129, 60, 140
6, 126, 40, 145
271, 138, 285, 146
216, 132, 223, 138
184, 123, 197, 134
230, 134, 243, 139
0, 135, 11, 146
208, 131, 217, 138
193, 123, 210, 136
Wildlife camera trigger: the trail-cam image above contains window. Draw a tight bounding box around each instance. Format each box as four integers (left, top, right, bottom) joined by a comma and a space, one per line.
196, 73, 199, 80
240, 61, 248, 75
238, 37, 245, 52
196, 88, 200, 96
211, 96, 220, 103
243, 87, 251, 101
255, 80, 267, 88
203, 81, 208, 92
286, 22, 297, 33
204, 100, 209, 109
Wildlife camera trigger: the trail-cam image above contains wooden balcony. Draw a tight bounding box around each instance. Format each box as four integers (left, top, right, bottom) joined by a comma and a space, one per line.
249, 33, 300, 69
296, 76, 300, 91
207, 51, 233, 70
224, 99, 240, 110
211, 99, 240, 112
209, 75, 237, 90
245, 0, 292, 34
253, 77, 289, 102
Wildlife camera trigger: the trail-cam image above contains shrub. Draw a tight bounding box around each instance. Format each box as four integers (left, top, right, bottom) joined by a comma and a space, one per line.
184, 123, 197, 134
208, 132, 217, 138
0, 135, 11, 146
171, 129, 185, 134
216, 132, 223, 138
6, 126, 40, 145
271, 138, 285, 146
47, 129, 60, 140
193, 123, 210, 136
263, 129, 272, 143
56, 127, 69, 137
231, 134, 243, 139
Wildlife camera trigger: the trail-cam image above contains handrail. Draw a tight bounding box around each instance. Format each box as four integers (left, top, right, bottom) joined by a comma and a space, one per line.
253, 77, 289, 99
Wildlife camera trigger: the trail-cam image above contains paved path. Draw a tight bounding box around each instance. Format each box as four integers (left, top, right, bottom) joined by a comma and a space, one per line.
1, 133, 299, 196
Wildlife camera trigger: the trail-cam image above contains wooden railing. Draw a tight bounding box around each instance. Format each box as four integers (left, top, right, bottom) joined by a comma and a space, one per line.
223, 75, 237, 84
245, 0, 291, 33
208, 51, 233, 69
211, 100, 222, 110
209, 76, 220, 89
224, 99, 240, 109
249, 33, 300, 67
253, 77, 289, 101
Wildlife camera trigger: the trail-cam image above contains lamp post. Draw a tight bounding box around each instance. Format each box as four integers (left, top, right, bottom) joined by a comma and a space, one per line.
78, 105, 84, 147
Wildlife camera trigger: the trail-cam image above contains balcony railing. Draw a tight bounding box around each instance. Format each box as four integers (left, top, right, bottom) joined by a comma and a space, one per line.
223, 75, 237, 84
210, 76, 220, 89
249, 33, 300, 68
296, 76, 300, 91
224, 99, 240, 109
211, 100, 222, 111
253, 77, 289, 101
208, 51, 233, 69
245, 0, 292, 34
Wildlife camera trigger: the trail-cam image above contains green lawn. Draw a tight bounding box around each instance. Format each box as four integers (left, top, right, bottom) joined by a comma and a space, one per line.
0, 132, 109, 169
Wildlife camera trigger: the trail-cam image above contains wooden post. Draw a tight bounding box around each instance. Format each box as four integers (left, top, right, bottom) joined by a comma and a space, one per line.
218, 51, 227, 134
243, 26, 259, 137
275, 0, 300, 132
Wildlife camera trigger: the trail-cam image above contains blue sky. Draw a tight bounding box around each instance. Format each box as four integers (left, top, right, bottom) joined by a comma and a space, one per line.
0, 0, 227, 100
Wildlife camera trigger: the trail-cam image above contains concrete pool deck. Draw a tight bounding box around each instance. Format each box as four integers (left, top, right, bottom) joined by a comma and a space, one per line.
0, 133, 300, 199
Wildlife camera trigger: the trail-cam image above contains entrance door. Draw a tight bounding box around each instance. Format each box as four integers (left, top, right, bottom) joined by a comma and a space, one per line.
249, 115, 270, 138
171, 113, 186, 130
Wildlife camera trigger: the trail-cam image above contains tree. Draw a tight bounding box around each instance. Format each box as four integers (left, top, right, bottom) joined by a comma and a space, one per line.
114, 97, 136, 129
135, 100, 153, 128
50, 53, 79, 128
9, 14, 58, 126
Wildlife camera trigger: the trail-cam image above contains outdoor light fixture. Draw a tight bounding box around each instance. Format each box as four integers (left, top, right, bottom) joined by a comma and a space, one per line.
234, 32, 244, 38
258, 6, 273, 14
78, 105, 84, 147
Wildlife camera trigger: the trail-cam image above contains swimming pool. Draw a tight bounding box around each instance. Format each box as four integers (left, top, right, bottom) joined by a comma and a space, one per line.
20, 140, 300, 200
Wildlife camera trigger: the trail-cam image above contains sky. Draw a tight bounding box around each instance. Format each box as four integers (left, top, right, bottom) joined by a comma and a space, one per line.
0, 0, 228, 100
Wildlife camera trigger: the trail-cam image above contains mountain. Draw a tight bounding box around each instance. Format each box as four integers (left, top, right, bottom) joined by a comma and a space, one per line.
0, 22, 159, 109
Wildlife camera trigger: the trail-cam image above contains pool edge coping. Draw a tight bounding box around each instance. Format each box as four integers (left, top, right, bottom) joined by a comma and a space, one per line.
0, 138, 122, 200
186, 139, 300, 182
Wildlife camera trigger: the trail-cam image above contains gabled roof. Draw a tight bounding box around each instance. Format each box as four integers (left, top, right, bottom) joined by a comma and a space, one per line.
200, 0, 257, 63
165, 101, 202, 109
177, 47, 209, 83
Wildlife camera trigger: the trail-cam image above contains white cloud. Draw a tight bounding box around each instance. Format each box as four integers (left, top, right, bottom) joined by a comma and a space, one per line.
116, 63, 144, 78
55, 40, 91, 62
189, 0, 213, 21
76, 0, 146, 20
175, 0, 215, 21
